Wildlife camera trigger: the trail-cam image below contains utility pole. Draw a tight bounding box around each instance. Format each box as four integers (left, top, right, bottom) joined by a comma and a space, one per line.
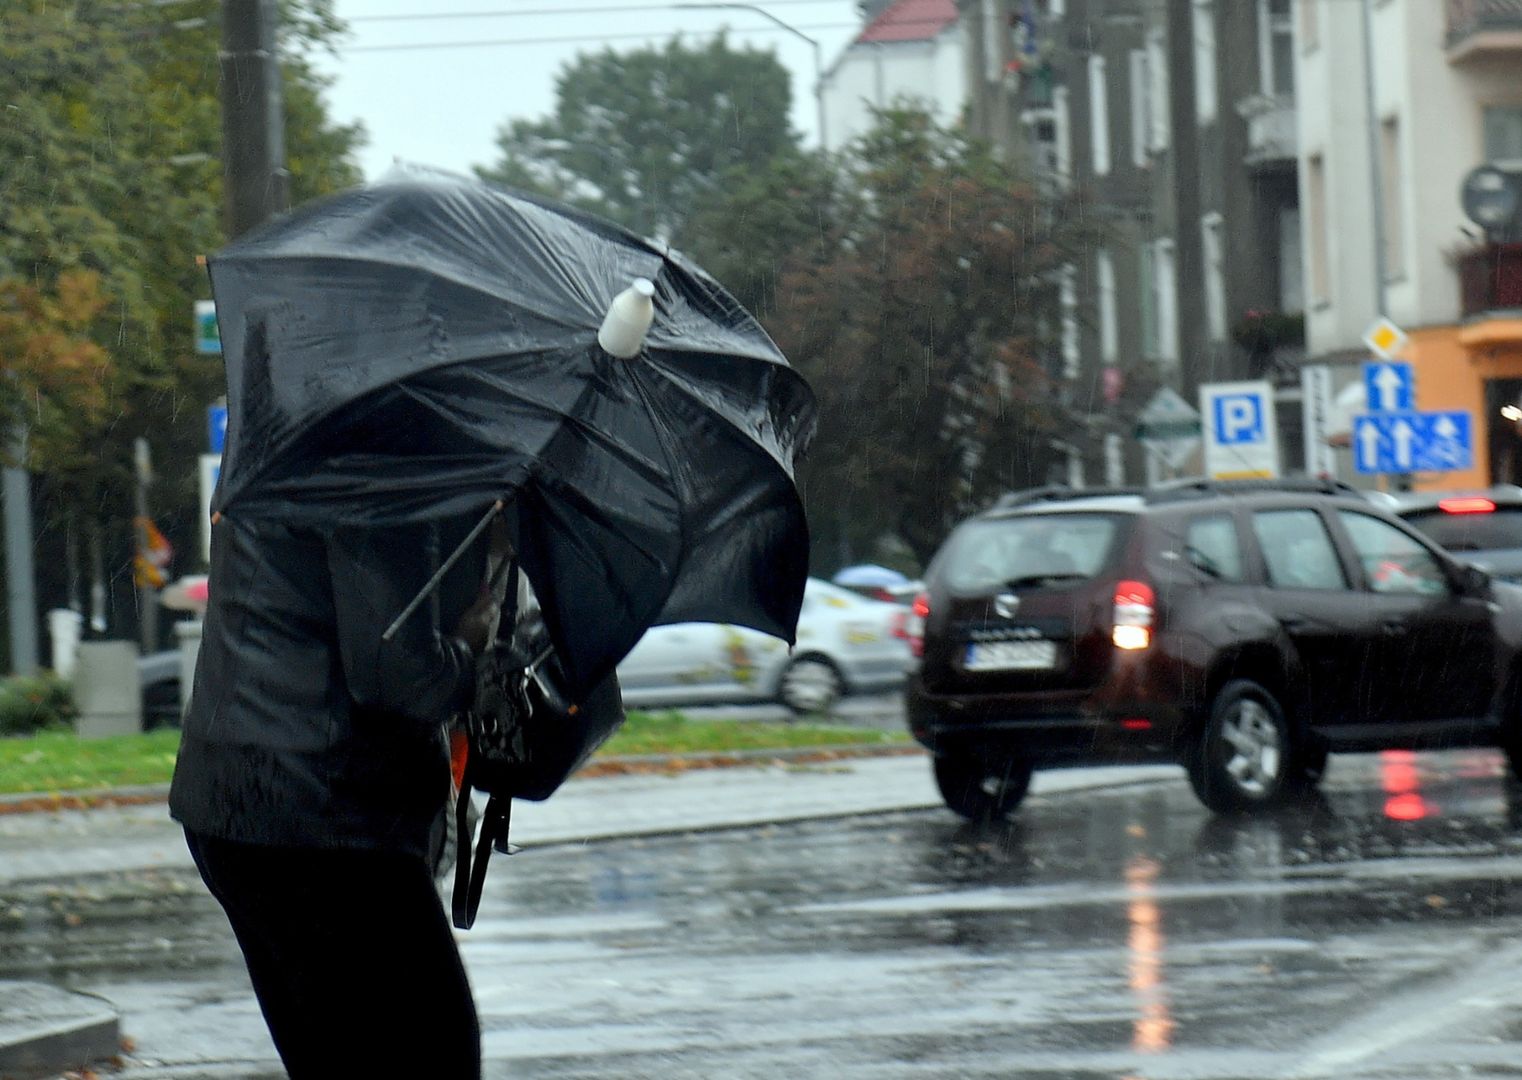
220, 0, 289, 238
3, 427, 37, 675
1359, 0, 1409, 491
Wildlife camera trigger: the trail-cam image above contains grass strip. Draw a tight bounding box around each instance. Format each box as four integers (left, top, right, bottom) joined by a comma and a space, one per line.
0, 713, 907, 796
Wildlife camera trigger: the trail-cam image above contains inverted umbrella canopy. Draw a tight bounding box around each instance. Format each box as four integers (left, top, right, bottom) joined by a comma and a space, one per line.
207, 167, 816, 694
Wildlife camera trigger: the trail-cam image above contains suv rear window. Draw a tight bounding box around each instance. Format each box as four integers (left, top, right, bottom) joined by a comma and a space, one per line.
940, 513, 1123, 591
1401, 507, 1522, 552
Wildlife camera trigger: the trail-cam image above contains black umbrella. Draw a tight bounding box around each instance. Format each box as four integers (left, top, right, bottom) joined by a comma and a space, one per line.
207, 167, 815, 695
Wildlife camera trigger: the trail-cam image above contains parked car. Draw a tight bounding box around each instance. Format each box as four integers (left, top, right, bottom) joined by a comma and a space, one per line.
904, 478, 1522, 819
1390, 486, 1522, 583
137, 649, 183, 729
617, 577, 913, 713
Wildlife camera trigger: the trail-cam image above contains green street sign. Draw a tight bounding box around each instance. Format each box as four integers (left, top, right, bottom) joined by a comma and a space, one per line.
195, 299, 221, 356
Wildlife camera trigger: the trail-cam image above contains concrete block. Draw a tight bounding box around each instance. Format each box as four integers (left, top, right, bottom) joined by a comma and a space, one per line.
72, 641, 142, 738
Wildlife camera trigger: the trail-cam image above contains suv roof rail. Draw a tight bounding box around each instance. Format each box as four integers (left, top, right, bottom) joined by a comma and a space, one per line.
991, 485, 1146, 511
1144, 475, 1365, 504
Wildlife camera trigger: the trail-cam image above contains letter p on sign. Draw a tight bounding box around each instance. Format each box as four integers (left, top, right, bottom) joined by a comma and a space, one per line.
1215, 394, 1262, 445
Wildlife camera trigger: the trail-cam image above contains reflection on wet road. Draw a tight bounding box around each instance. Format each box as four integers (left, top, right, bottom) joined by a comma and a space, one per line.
11, 750, 1522, 1077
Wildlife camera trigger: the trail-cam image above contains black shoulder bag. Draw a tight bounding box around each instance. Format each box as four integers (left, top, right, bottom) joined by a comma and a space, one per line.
450, 555, 626, 930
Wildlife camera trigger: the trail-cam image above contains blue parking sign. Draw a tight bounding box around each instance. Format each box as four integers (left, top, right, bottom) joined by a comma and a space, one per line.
1201, 380, 1280, 479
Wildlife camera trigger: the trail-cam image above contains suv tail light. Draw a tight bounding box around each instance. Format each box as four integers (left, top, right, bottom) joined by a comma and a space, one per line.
1112, 580, 1154, 651
1438, 497, 1496, 514
896, 591, 929, 657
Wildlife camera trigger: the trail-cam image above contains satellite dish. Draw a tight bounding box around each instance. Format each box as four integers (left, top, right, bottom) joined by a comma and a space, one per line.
1461, 164, 1522, 231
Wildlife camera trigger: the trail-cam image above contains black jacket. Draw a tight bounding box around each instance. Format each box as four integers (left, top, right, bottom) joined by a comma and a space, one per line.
169, 513, 487, 860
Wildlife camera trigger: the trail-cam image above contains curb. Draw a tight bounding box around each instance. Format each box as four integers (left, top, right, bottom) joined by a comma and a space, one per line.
0, 982, 121, 1080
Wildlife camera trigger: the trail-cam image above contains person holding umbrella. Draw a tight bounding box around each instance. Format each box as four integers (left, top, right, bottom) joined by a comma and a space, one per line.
170, 167, 815, 1078
170, 510, 504, 1077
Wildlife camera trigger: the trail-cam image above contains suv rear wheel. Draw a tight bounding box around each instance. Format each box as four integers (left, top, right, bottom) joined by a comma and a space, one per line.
1187, 679, 1293, 814
933, 754, 1033, 821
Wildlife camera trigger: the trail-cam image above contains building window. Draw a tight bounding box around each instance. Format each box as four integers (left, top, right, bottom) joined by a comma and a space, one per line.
1024, 110, 1059, 178
1201, 213, 1227, 343
1097, 248, 1118, 363
1279, 206, 1304, 312
1105, 432, 1126, 486
1307, 153, 1329, 304
1261, 0, 1295, 97
1156, 239, 1178, 362
1061, 265, 1080, 381
1380, 116, 1405, 280
1142, 240, 1178, 363
981, 0, 1003, 84
1146, 28, 1171, 152
1129, 49, 1149, 167
1088, 53, 1111, 177
1484, 106, 1522, 164
1193, 0, 1217, 125
1053, 85, 1072, 186
1298, 0, 1319, 53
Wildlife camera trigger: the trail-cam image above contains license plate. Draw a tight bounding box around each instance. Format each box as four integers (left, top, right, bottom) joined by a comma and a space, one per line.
964, 640, 1058, 671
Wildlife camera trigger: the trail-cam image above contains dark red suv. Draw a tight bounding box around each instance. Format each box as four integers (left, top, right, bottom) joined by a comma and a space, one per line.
905, 479, 1522, 817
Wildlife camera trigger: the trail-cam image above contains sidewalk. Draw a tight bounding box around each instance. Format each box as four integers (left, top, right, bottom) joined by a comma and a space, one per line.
0, 751, 1180, 1078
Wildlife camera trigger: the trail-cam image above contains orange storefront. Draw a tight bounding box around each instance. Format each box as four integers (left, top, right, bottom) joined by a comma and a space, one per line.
1406, 317, 1522, 492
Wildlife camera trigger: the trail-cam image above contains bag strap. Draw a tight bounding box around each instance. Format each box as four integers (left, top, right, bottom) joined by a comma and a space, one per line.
451, 785, 516, 929
450, 550, 525, 931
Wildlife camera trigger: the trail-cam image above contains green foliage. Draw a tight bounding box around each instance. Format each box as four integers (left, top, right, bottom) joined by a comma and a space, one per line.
0, 720, 905, 795
0, 672, 77, 737
764, 109, 1094, 563
0, 728, 181, 794
478, 35, 797, 241
0, 0, 363, 640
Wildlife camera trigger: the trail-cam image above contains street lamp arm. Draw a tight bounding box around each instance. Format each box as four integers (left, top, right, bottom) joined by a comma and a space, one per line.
670, 2, 829, 150
672, 2, 817, 48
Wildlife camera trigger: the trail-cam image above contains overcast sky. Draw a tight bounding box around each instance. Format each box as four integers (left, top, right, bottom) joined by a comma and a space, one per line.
310, 0, 866, 181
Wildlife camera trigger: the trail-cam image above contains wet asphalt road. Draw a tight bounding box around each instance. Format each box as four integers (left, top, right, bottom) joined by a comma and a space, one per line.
11, 741, 1522, 1076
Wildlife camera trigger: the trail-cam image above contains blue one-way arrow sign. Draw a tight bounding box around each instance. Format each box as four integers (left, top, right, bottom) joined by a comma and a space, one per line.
1364, 361, 1414, 412
1353, 410, 1473, 474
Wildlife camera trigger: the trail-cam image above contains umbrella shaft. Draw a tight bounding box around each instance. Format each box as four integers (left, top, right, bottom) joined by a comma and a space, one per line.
381, 500, 503, 643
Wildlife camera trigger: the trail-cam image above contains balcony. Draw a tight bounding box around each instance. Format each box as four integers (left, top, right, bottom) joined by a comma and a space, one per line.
1237, 95, 1296, 170
1447, 0, 1522, 62
1457, 243, 1522, 317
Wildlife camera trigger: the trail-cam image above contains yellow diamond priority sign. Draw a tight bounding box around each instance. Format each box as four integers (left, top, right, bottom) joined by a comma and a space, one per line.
1363, 317, 1408, 359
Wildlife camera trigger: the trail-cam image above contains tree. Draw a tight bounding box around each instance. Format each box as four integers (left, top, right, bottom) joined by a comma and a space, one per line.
764, 110, 1093, 567
680, 148, 847, 321
478, 35, 797, 243
0, 0, 363, 646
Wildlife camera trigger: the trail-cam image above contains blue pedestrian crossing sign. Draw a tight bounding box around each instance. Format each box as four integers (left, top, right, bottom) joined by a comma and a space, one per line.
1363, 361, 1414, 412
1353, 411, 1473, 474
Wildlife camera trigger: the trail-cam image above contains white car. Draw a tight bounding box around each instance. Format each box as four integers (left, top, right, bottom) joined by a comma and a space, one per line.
616, 578, 914, 714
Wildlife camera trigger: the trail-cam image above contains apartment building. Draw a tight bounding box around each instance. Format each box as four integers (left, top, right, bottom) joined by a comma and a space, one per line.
958, 0, 1303, 484
1298, 0, 1522, 489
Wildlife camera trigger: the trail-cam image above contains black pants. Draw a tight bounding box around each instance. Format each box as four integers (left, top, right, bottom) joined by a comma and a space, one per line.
186, 831, 482, 1079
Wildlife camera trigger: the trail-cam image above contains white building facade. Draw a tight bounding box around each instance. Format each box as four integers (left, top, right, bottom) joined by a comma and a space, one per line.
819, 0, 966, 153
